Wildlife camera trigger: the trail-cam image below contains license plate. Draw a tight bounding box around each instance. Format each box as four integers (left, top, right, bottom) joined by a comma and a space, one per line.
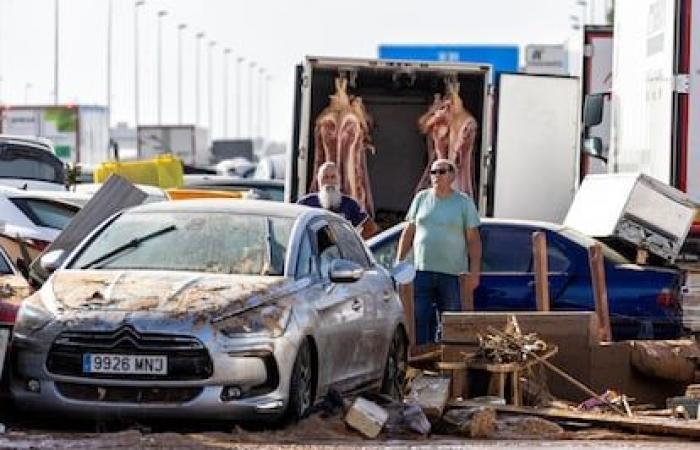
82, 354, 168, 375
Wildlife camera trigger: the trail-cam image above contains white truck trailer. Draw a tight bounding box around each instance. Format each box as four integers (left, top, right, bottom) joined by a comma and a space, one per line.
0, 105, 110, 166
137, 125, 210, 167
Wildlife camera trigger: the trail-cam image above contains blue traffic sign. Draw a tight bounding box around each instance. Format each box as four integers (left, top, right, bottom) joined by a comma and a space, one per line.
378, 45, 519, 81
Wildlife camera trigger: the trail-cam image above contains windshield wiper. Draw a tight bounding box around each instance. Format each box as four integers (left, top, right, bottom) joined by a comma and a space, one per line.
261, 218, 273, 275
80, 225, 177, 269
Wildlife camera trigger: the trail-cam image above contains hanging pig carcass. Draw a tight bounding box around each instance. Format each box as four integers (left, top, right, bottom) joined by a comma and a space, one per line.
416, 80, 478, 197
310, 78, 375, 216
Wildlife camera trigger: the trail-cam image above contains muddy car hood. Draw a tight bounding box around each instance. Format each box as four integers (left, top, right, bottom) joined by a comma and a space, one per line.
42, 270, 291, 319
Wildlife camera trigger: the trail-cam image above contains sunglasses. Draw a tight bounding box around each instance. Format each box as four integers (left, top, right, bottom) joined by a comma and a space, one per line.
430, 168, 451, 175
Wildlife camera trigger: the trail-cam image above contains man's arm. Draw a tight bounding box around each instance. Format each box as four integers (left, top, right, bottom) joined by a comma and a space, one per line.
396, 222, 416, 263
360, 217, 380, 239
465, 227, 481, 290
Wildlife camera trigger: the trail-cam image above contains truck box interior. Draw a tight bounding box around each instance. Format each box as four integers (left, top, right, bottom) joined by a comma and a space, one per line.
297, 63, 488, 228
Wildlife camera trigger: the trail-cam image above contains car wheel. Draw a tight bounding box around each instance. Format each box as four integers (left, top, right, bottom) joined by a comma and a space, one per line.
380, 328, 407, 400
287, 340, 313, 421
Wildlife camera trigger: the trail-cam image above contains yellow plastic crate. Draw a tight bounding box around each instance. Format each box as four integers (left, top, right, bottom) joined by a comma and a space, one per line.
94, 155, 184, 188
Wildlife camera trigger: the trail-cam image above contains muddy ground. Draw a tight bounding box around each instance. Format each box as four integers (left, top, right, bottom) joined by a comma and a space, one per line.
0, 410, 695, 450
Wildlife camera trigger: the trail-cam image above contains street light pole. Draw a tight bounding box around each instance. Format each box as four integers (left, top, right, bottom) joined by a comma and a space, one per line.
177, 23, 187, 124
235, 57, 244, 138
265, 74, 271, 140
257, 67, 265, 139
195, 32, 205, 126
54, 0, 59, 104
107, 0, 113, 128
208, 40, 216, 134
134, 0, 145, 128
157, 10, 167, 124
248, 61, 256, 138
223, 48, 231, 137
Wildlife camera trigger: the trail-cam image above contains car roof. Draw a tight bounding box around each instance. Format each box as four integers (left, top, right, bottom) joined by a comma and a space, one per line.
0, 185, 89, 206
0, 134, 54, 151
127, 198, 322, 220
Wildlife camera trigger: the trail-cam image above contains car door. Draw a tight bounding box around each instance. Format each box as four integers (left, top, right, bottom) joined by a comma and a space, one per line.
330, 220, 389, 381
308, 220, 365, 387
474, 224, 570, 311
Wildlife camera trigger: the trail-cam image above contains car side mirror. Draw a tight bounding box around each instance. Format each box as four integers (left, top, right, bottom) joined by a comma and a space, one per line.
583, 93, 605, 127
391, 261, 415, 285
40, 249, 65, 274
583, 137, 606, 162
329, 259, 364, 283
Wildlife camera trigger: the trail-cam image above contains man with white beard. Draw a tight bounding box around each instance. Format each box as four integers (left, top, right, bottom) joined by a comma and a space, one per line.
298, 162, 379, 238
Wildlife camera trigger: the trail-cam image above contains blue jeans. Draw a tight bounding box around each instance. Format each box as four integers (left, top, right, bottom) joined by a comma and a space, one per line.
413, 270, 462, 345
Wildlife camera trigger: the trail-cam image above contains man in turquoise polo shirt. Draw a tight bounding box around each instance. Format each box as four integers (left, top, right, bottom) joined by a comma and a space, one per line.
396, 158, 481, 345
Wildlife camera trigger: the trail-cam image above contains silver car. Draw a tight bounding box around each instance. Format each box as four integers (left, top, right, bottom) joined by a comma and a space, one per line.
10, 200, 409, 421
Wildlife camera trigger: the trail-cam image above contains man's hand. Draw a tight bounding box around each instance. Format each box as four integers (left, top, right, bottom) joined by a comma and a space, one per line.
467, 271, 480, 290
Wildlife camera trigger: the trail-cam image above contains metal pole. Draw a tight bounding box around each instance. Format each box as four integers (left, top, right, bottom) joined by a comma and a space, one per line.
134, 0, 145, 127
223, 48, 231, 137
157, 10, 167, 124
54, 0, 59, 104
177, 24, 187, 124
107, 0, 113, 128
257, 67, 264, 139
24, 83, 32, 104
208, 40, 216, 134
265, 74, 271, 140
235, 57, 244, 138
195, 32, 205, 126
248, 61, 256, 138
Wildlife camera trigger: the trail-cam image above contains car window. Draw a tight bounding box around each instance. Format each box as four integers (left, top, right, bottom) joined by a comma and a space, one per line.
71, 212, 292, 275
314, 225, 340, 278
547, 242, 571, 272
481, 226, 533, 272
330, 221, 371, 268
10, 198, 79, 230
296, 230, 317, 279
0, 251, 12, 275
559, 227, 631, 264
0, 144, 65, 184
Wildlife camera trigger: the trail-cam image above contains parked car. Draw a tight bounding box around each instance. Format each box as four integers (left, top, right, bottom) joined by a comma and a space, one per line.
184, 175, 284, 201
72, 183, 168, 204
0, 135, 66, 191
368, 219, 683, 341
253, 154, 286, 181
11, 200, 410, 420
0, 186, 82, 251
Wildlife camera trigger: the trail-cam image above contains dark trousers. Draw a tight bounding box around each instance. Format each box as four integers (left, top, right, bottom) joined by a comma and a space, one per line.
413, 270, 461, 345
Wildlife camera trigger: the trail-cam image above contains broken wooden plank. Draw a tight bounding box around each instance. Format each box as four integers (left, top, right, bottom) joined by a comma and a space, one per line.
448, 400, 700, 438
588, 244, 612, 341
532, 232, 550, 312
345, 397, 388, 438
458, 273, 474, 311
398, 283, 415, 349
406, 376, 451, 421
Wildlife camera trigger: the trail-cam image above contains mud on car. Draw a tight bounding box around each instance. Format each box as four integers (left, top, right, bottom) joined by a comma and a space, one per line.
10, 200, 410, 421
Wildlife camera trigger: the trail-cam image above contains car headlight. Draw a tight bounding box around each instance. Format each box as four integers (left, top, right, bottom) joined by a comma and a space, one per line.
13, 294, 54, 338
217, 305, 292, 338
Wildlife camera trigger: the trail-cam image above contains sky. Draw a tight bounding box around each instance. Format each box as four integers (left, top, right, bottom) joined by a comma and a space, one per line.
0, 0, 610, 145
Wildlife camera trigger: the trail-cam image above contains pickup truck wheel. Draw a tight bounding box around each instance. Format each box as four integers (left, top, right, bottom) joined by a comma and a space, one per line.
380, 328, 407, 400
287, 340, 313, 421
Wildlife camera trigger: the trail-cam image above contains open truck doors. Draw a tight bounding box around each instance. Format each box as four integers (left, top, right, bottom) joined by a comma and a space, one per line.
491, 73, 581, 223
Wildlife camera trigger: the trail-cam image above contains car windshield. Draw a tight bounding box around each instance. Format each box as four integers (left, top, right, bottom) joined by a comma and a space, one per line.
70, 211, 293, 275
559, 227, 631, 264
0, 144, 65, 183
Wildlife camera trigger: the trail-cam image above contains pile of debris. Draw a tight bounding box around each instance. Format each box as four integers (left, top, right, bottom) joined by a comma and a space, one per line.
332, 316, 700, 441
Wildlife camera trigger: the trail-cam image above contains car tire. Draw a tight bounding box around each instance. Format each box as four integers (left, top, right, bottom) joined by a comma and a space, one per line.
380, 327, 407, 400
286, 340, 314, 421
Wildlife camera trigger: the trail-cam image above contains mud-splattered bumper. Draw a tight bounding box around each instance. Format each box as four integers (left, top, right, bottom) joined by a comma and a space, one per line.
10, 333, 299, 421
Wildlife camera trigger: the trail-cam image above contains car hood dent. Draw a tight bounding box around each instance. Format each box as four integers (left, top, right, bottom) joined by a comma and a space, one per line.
44, 270, 293, 319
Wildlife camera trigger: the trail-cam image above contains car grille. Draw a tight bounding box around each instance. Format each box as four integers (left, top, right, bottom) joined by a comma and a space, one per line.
55, 382, 202, 403
46, 326, 213, 380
